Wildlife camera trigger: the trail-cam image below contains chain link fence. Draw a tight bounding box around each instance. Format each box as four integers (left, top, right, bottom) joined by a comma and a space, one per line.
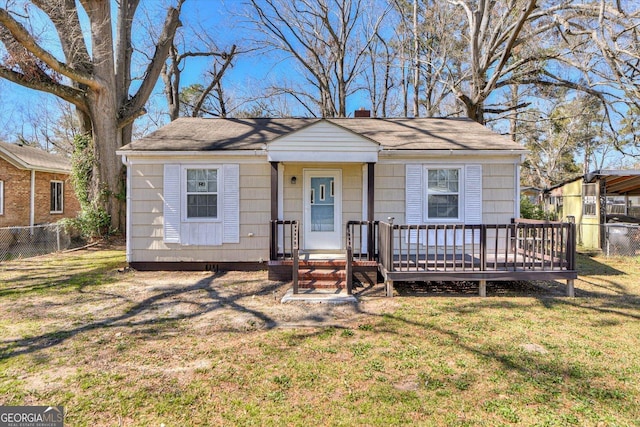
603, 223, 640, 256
577, 222, 640, 256
0, 223, 86, 261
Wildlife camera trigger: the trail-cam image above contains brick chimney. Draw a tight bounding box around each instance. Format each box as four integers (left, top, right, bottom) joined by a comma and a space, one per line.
354, 108, 371, 118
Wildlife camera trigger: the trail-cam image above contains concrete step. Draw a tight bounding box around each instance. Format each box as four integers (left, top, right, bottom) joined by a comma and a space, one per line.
281, 288, 357, 304
298, 279, 347, 289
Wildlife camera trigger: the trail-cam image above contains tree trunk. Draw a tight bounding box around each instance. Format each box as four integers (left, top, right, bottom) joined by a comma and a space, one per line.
87, 92, 123, 232
86, 0, 122, 232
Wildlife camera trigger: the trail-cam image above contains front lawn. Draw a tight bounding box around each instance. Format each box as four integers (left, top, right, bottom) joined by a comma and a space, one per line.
1, 247, 639, 426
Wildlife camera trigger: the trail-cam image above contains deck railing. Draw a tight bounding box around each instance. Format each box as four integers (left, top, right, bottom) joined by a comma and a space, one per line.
346, 220, 379, 261
270, 220, 299, 261
378, 219, 576, 276
345, 220, 379, 295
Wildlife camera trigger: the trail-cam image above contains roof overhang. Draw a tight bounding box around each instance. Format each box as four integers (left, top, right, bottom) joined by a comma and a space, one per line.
586, 169, 640, 195
0, 145, 70, 174
379, 149, 526, 163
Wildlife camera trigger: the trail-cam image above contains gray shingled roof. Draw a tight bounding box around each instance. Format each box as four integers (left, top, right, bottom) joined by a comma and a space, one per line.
119, 117, 525, 152
0, 140, 71, 173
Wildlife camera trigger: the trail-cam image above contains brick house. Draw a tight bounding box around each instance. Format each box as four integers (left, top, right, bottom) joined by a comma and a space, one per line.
0, 141, 80, 227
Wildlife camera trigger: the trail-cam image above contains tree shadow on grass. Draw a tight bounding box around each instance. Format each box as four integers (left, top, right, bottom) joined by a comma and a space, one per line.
0, 251, 125, 297
0, 271, 285, 362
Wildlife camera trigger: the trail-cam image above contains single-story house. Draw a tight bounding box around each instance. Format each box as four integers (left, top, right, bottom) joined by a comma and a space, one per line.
118, 116, 578, 296
545, 169, 640, 254
0, 141, 80, 228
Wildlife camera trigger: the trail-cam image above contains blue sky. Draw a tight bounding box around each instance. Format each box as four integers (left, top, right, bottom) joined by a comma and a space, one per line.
0, 0, 278, 143
0, 1, 635, 169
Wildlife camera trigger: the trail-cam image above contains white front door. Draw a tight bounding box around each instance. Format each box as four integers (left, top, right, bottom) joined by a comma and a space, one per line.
303, 169, 342, 250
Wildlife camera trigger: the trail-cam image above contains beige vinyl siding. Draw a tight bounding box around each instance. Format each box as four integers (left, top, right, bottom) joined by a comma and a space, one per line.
374, 163, 406, 223
129, 162, 271, 262
482, 163, 516, 223
128, 156, 519, 262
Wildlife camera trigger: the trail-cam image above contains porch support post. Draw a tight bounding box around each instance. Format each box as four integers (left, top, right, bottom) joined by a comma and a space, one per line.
367, 163, 374, 221
270, 162, 279, 261
367, 162, 375, 260
270, 162, 279, 221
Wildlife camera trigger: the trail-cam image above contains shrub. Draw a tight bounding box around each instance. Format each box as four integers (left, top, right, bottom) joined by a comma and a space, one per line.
65, 133, 112, 239
520, 197, 555, 220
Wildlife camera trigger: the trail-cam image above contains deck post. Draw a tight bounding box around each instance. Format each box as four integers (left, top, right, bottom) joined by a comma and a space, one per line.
566, 279, 575, 297
292, 247, 299, 294
346, 246, 353, 295
387, 217, 395, 271
480, 225, 487, 271
385, 280, 394, 297
479, 280, 487, 297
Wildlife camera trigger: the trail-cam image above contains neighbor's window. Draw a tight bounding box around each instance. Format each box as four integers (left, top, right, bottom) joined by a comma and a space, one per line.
0, 180, 4, 215
606, 195, 626, 215
50, 181, 63, 213
583, 183, 597, 216
426, 169, 460, 219
629, 196, 640, 218
186, 169, 218, 218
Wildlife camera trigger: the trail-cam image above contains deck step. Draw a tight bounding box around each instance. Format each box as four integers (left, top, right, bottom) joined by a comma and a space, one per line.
268, 258, 378, 285
298, 268, 346, 281
269, 259, 378, 267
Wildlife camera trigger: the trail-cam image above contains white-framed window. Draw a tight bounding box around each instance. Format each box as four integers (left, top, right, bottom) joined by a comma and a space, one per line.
0, 180, 4, 215
50, 181, 63, 213
583, 183, 597, 217
425, 168, 461, 220
185, 168, 218, 220
164, 163, 239, 245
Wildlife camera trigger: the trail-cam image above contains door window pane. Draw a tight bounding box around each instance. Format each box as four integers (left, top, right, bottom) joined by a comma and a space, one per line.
310, 177, 334, 231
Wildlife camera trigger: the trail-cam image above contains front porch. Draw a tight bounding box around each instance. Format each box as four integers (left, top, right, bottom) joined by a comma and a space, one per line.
269, 219, 578, 297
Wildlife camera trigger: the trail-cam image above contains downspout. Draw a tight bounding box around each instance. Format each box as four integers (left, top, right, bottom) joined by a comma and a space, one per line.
30, 170, 35, 228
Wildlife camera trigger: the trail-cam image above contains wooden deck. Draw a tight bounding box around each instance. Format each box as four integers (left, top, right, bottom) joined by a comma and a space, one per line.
270, 219, 578, 297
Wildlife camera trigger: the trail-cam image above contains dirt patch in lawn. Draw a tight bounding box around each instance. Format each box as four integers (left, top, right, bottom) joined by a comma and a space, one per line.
0, 243, 574, 338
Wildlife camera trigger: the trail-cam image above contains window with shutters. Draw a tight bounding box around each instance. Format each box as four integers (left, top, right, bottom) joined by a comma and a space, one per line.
164, 164, 239, 245
185, 169, 218, 219
425, 168, 461, 220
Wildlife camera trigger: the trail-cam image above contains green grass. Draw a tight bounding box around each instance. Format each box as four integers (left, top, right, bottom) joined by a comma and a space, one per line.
0, 250, 639, 426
